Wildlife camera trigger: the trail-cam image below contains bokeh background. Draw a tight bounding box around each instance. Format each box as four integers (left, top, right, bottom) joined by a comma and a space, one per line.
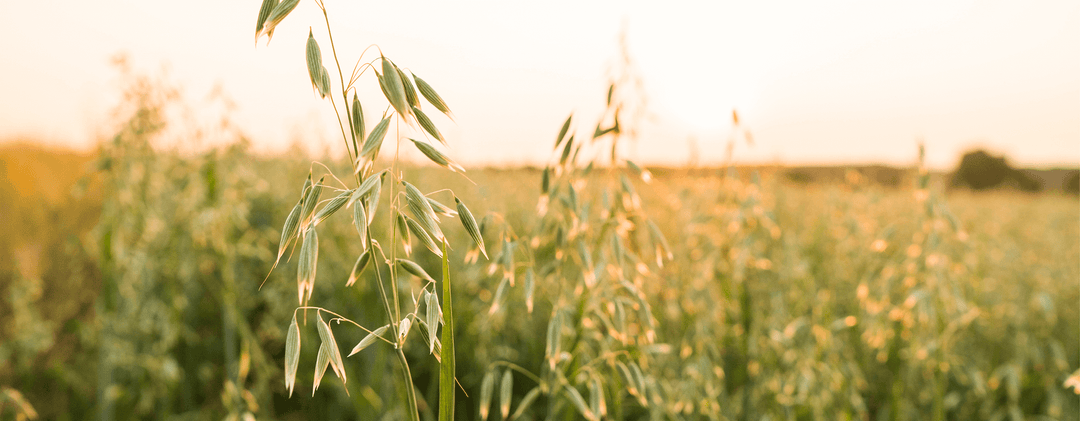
2, 0, 1078, 167
1, 0, 1077, 420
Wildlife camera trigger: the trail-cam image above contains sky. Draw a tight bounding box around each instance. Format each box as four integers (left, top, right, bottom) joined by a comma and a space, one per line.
0, 0, 1077, 169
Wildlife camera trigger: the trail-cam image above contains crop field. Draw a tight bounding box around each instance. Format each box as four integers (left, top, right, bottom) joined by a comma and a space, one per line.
1, 3, 1078, 420
1, 112, 1077, 421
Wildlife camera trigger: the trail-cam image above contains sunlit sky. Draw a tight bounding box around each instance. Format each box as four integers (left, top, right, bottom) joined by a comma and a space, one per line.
1, 0, 1077, 169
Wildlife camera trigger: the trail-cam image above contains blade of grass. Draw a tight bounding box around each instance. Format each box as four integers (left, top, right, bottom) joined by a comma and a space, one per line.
439, 239, 456, 421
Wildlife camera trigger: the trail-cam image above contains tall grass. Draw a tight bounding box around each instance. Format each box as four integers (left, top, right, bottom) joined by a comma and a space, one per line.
254, 1, 476, 420
3, 125, 1076, 420
0, 12, 1076, 421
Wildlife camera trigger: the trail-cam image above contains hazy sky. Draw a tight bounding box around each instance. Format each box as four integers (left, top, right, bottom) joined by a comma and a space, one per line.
1, 0, 1077, 169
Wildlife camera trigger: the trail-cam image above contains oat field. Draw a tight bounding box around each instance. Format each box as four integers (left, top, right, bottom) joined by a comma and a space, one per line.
1, 121, 1077, 420
0, 5, 1077, 417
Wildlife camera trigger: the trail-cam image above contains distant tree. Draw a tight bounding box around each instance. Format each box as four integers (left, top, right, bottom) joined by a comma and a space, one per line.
950, 150, 1011, 190
950, 149, 1043, 192
1065, 171, 1080, 195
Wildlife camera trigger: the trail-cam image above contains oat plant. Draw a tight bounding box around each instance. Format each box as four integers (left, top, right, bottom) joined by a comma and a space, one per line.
254, 2, 482, 420
472, 50, 675, 419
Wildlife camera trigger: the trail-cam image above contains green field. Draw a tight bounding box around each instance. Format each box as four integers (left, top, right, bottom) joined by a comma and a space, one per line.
1, 31, 1078, 419
1, 126, 1077, 421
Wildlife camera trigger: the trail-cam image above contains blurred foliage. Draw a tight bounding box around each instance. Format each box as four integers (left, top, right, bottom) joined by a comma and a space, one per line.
949, 150, 1043, 193
1063, 171, 1079, 195
0, 71, 1077, 420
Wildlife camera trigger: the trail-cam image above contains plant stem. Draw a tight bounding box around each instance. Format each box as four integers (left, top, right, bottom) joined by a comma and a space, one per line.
385, 111, 419, 421
316, 2, 359, 175
438, 238, 456, 421
372, 230, 420, 421
368, 232, 399, 342
388, 118, 402, 323
396, 348, 421, 421
326, 96, 355, 167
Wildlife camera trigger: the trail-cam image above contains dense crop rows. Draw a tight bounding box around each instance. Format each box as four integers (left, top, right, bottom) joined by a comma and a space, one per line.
0, 72, 1076, 419
1, 11, 1077, 417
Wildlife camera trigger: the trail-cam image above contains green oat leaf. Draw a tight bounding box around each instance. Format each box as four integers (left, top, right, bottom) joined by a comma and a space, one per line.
397, 317, 412, 344
348, 324, 388, 357
408, 138, 448, 166
274, 200, 302, 266
541, 167, 550, 194
412, 106, 445, 145
455, 197, 487, 258
427, 197, 457, 219
589, 378, 606, 417
559, 135, 574, 166
359, 115, 391, 168
285, 314, 300, 397
398, 67, 420, 108
313, 342, 330, 395
413, 72, 451, 115
364, 172, 384, 223
352, 201, 368, 250
300, 176, 324, 228
300, 174, 312, 200
381, 57, 409, 118
346, 249, 370, 287
629, 362, 647, 404
647, 219, 673, 261
489, 275, 510, 315
403, 181, 445, 241
500, 238, 515, 286
318, 66, 331, 98
396, 259, 435, 283
259, 0, 299, 42
545, 312, 562, 368
315, 312, 346, 384
508, 387, 540, 421
306, 31, 324, 97
438, 239, 456, 421
615, 362, 638, 397
396, 212, 412, 255
499, 370, 513, 419
377, 70, 392, 108
425, 289, 439, 353
564, 385, 597, 421
351, 92, 365, 147
297, 228, 318, 305
312, 190, 351, 227
408, 216, 443, 258
479, 370, 495, 421
626, 159, 653, 183
410, 138, 463, 172
524, 267, 535, 313
555, 114, 572, 150
255, 0, 278, 39
350, 170, 386, 204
